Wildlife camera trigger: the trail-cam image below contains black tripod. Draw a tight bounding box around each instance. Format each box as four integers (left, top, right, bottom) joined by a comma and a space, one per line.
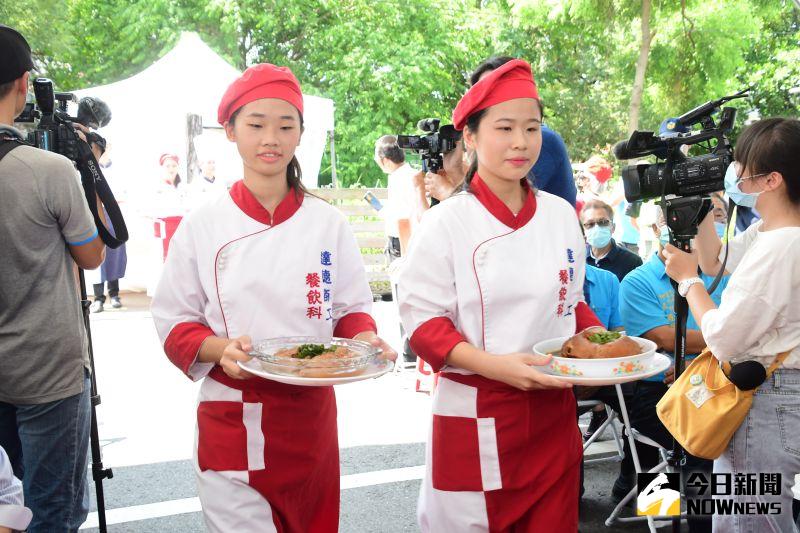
662, 195, 713, 533
77, 269, 113, 533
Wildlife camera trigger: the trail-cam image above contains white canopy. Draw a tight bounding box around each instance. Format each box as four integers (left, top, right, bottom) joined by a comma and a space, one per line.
73, 33, 335, 292
73, 32, 334, 189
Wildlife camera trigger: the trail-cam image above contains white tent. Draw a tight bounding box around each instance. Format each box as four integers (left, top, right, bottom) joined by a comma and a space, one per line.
73, 32, 334, 189
72, 32, 335, 293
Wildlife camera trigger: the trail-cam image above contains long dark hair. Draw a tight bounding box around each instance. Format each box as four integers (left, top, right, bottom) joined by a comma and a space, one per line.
229, 107, 310, 199
462, 109, 487, 191
734, 117, 800, 206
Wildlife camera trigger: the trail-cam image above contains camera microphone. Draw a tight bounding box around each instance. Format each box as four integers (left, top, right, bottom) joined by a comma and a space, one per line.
417, 118, 441, 133
727, 360, 767, 391
612, 140, 635, 160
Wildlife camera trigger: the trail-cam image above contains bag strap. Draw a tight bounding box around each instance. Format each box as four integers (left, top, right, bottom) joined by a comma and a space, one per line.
699, 350, 735, 392
0, 138, 23, 162
765, 350, 792, 378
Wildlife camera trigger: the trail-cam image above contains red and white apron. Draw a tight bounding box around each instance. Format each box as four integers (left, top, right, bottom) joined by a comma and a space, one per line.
398, 176, 601, 531
152, 181, 376, 532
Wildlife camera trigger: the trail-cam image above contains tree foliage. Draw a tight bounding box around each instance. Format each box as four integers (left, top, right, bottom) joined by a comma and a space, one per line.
4, 0, 798, 186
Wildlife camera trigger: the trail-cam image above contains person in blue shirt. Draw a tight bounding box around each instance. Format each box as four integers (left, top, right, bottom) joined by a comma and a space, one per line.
577, 264, 631, 502
584, 265, 622, 330
618, 214, 729, 532
528, 125, 576, 206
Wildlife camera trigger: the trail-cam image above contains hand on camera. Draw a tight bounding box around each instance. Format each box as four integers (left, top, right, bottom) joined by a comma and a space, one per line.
220, 335, 255, 379
663, 244, 700, 282
424, 171, 458, 201
482, 352, 572, 391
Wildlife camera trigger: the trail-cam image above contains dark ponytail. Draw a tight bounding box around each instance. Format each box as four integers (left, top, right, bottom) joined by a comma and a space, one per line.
461, 109, 487, 192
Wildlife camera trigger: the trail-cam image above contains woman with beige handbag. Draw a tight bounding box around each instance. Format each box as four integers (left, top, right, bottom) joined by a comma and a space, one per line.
663, 117, 800, 532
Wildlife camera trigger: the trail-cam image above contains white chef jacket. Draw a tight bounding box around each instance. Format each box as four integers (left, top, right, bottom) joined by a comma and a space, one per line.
397, 175, 601, 373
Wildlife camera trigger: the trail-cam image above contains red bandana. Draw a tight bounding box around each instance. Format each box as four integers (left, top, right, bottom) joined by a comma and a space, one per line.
452, 59, 539, 131
217, 63, 304, 125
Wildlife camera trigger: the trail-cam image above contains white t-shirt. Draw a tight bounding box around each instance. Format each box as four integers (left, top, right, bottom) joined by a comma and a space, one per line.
701, 220, 800, 368
384, 163, 417, 238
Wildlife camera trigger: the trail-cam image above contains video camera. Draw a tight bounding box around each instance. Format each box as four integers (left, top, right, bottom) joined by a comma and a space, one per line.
614, 88, 750, 205
15, 77, 111, 162
13, 77, 126, 249
397, 118, 462, 174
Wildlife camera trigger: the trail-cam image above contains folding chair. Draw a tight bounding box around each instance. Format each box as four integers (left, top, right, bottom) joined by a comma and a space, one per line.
604, 384, 688, 533
578, 400, 625, 465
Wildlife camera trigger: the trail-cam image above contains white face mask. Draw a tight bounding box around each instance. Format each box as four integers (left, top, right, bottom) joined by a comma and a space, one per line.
724, 162, 765, 208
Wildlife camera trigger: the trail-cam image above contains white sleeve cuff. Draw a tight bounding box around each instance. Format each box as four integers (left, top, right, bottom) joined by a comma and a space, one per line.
0, 504, 33, 530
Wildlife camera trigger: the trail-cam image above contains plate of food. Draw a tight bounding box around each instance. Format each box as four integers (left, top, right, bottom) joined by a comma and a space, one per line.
532, 329, 669, 385
238, 336, 394, 386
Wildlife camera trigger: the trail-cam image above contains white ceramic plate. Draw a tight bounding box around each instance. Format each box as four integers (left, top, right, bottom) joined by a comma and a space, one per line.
537, 353, 672, 385
238, 358, 394, 387
533, 335, 657, 379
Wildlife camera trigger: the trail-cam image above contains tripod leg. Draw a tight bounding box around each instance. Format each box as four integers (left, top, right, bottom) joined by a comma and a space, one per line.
79, 269, 113, 533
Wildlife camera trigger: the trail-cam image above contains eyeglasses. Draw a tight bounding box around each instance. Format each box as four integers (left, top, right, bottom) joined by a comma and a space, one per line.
736, 172, 769, 186
582, 219, 612, 229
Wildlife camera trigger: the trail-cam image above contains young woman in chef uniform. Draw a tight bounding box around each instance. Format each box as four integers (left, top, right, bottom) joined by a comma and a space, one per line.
151, 64, 395, 533
398, 59, 603, 532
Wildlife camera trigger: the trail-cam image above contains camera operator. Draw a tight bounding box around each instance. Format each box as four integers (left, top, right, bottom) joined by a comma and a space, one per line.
412, 55, 577, 211
0, 25, 105, 532
663, 117, 800, 532
374, 135, 417, 257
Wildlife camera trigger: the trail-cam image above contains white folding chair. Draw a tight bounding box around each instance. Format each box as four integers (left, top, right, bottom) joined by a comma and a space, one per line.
578, 400, 625, 464
604, 384, 688, 532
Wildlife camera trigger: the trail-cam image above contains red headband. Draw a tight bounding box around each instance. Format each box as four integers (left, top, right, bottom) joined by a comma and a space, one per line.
159, 153, 179, 166
452, 59, 539, 131
217, 63, 303, 125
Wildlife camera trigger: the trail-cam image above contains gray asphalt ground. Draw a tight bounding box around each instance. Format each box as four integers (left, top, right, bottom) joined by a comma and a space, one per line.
77, 292, 666, 532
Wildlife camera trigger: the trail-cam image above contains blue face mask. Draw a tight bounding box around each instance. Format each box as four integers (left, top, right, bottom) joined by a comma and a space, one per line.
714, 222, 727, 238
586, 225, 612, 248
659, 225, 671, 246
724, 163, 761, 208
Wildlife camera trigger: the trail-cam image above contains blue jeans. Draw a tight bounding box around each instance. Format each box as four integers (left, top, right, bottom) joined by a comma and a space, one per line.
713, 368, 800, 533
0, 372, 91, 533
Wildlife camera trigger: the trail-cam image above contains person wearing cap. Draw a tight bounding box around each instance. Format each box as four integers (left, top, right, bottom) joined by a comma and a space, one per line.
158, 152, 182, 188
398, 58, 602, 531
0, 25, 106, 533
151, 63, 396, 533
413, 55, 577, 212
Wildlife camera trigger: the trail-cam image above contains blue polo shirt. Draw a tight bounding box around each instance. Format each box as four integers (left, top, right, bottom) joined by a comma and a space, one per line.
584, 265, 623, 330
527, 126, 576, 207
619, 253, 729, 382
616, 201, 640, 246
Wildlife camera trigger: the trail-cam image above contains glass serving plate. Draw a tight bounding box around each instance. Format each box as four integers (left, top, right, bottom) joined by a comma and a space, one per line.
249, 336, 382, 378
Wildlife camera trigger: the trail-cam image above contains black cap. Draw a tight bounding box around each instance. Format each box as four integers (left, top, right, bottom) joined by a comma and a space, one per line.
0, 25, 34, 84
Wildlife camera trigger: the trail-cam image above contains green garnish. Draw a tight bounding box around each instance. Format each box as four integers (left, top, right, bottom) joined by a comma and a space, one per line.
588, 331, 622, 345
295, 343, 334, 359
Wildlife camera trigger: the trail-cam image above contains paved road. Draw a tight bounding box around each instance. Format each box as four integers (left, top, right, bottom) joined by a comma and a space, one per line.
78, 293, 657, 532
